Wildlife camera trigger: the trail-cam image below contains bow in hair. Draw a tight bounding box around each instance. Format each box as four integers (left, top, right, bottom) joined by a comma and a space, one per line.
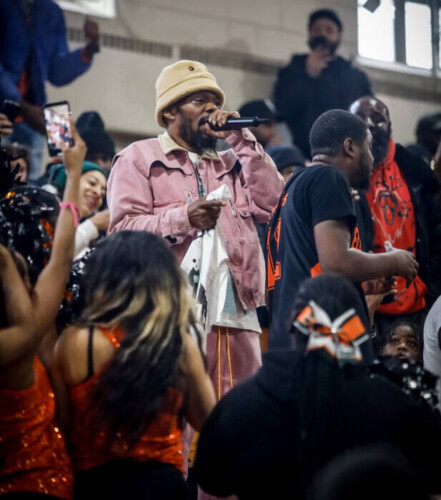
293, 301, 369, 362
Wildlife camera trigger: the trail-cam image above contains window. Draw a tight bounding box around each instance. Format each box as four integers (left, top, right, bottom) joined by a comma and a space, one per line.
357, 0, 441, 73
55, 0, 116, 19
405, 2, 432, 69
358, 0, 395, 63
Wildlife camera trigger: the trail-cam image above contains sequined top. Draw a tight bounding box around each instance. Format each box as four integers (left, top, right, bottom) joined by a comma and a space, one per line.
0, 357, 73, 498
70, 327, 184, 473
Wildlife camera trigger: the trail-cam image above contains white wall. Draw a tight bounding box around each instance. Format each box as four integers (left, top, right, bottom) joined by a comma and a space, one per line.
47, 0, 440, 151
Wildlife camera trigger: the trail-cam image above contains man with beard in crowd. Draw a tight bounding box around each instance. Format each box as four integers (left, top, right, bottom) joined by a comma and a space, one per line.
266, 109, 418, 350
107, 60, 283, 407
350, 96, 441, 342
273, 8, 372, 159
407, 112, 441, 168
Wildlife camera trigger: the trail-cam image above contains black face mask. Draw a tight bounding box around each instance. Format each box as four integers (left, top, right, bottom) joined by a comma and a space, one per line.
308, 36, 339, 55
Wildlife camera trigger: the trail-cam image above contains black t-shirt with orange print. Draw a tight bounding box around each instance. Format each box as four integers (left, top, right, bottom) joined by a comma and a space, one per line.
266, 164, 365, 348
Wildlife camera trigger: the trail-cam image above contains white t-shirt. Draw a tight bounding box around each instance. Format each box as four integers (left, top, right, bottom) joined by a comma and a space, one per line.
187, 151, 260, 334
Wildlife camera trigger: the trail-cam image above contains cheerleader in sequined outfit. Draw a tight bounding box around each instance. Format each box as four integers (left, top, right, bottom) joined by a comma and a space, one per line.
0, 121, 86, 499
51, 231, 215, 499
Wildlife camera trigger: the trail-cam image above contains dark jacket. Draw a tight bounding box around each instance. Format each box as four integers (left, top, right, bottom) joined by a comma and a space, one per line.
273, 54, 372, 158
0, 0, 91, 106
194, 349, 441, 500
355, 144, 441, 305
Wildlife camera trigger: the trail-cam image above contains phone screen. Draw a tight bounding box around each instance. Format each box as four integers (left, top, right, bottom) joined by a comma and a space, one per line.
43, 101, 73, 157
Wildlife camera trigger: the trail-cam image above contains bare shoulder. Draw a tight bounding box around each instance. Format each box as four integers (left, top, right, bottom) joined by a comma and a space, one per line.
56, 325, 117, 385
57, 325, 89, 359
55, 325, 90, 385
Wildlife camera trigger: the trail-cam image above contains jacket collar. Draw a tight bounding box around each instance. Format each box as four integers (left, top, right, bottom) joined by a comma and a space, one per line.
155, 132, 238, 179
158, 131, 220, 160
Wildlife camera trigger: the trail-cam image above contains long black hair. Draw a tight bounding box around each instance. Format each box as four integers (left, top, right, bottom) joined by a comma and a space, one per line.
288, 273, 370, 495
80, 231, 200, 448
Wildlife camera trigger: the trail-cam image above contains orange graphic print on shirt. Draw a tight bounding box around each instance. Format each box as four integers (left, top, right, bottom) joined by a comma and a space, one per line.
267, 192, 288, 291
366, 140, 426, 314
309, 226, 362, 277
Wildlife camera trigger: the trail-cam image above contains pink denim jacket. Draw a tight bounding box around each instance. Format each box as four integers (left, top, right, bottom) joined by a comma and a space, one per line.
107, 129, 284, 310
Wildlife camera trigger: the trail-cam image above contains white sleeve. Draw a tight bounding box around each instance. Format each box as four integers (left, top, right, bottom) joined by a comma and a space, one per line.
74, 219, 99, 258
423, 298, 441, 409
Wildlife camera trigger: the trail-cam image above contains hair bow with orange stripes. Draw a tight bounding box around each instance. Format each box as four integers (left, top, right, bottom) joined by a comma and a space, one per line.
293, 300, 369, 362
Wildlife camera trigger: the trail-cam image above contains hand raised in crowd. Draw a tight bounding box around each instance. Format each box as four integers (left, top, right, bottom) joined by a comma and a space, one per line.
84, 17, 100, 56
203, 110, 241, 140
0, 113, 13, 138
188, 199, 226, 231
389, 249, 419, 287
91, 209, 110, 233
19, 101, 46, 134
363, 270, 397, 326
60, 119, 87, 175
364, 275, 397, 296
306, 47, 332, 79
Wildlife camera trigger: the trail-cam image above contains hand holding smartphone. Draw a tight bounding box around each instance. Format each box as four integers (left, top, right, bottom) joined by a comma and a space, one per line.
0, 100, 21, 123
43, 101, 74, 157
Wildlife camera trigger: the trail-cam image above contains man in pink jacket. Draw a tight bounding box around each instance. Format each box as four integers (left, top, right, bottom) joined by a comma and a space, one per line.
107, 60, 284, 399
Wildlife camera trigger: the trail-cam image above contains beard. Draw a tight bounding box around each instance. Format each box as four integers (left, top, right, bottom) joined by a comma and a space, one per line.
308, 36, 339, 55
179, 115, 217, 152
352, 148, 373, 191
372, 128, 391, 166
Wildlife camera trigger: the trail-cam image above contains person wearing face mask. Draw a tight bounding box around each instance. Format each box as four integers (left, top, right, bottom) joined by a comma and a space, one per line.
49, 161, 108, 258
350, 96, 441, 343
273, 8, 372, 159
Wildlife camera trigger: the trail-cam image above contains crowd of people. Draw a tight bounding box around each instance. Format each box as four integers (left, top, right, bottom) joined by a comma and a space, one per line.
1, 2, 441, 499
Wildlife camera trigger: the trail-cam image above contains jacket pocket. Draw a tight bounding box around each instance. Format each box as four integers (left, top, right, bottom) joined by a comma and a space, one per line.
230, 202, 259, 244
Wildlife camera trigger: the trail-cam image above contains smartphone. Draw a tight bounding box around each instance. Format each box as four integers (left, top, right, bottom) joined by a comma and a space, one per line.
43, 101, 73, 157
0, 100, 21, 122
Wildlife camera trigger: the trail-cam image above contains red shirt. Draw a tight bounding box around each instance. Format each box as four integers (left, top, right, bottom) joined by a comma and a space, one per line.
366, 140, 426, 314
69, 327, 184, 473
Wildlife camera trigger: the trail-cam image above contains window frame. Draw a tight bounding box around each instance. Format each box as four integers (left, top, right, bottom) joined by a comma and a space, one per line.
357, 0, 441, 77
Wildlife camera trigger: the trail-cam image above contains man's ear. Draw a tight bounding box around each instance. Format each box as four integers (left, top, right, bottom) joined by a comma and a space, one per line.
163, 105, 178, 124
343, 137, 357, 160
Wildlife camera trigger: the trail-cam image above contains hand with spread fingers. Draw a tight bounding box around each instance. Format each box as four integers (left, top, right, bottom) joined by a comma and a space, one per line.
364, 276, 397, 297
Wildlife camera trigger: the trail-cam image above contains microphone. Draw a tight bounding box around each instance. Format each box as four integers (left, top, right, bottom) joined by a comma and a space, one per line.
209, 117, 270, 131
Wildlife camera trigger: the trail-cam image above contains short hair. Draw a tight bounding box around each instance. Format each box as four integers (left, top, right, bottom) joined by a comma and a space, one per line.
309, 110, 368, 157
308, 8, 343, 32
290, 273, 369, 334
238, 99, 276, 120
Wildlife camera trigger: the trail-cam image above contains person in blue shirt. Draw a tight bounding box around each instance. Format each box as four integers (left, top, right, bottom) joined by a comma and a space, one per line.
0, 0, 100, 180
